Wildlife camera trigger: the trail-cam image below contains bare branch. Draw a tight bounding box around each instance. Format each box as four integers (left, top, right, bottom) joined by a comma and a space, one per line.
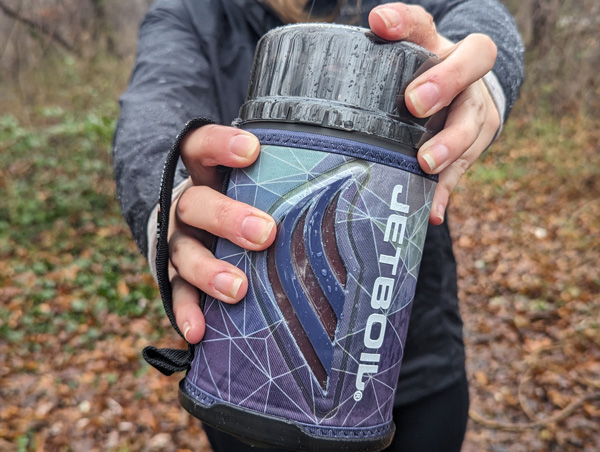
470, 392, 600, 431
0, 1, 78, 55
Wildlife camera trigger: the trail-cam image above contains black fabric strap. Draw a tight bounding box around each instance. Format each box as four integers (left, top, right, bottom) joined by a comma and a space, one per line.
142, 345, 193, 375
143, 117, 216, 375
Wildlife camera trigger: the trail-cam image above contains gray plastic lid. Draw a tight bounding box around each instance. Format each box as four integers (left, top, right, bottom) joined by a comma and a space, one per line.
238, 24, 447, 150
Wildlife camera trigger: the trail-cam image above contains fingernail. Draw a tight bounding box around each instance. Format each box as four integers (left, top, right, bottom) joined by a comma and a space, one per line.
420, 144, 449, 172
213, 272, 243, 299
183, 322, 192, 342
435, 205, 445, 223
407, 82, 440, 116
229, 134, 259, 158
373, 7, 401, 29
241, 215, 275, 245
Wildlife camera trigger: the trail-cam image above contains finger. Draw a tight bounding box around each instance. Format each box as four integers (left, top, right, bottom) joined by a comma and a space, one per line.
369, 3, 444, 52
428, 147, 480, 225
169, 229, 249, 304
406, 34, 497, 117
170, 267, 206, 344
180, 124, 261, 187
426, 88, 501, 224
176, 185, 276, 250
417, 82, 487, 174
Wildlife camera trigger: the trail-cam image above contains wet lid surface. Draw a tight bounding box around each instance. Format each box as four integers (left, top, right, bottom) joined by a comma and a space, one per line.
239, 24, 447, 149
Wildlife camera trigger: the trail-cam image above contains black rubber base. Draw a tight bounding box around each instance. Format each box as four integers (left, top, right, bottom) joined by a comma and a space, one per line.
178, 379, 394, 452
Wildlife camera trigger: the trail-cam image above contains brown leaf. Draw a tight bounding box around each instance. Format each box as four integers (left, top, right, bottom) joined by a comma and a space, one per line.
547, 389, 568, 408
474, 371, 489, 386
137, 408, 158, 430
117, 279, 130, 297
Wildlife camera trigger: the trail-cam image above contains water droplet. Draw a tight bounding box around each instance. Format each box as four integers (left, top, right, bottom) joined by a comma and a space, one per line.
321, 269, 327, 277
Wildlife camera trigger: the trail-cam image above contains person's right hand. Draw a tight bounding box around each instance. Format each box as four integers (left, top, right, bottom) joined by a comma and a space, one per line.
168, 125, 277, 344
368, 3, 500, 225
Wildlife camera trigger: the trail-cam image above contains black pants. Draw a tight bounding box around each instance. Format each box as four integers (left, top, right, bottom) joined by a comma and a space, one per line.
203, 374, 470, 452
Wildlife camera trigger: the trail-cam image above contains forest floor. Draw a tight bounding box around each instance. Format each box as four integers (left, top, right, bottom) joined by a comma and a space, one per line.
0, 54, 598, 451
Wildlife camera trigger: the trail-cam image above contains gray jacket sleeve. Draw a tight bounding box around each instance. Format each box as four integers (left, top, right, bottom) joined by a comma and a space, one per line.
112, 2, 221, 256
406, 0, 524, 119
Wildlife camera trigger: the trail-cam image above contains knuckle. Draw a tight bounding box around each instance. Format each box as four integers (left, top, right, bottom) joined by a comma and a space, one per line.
189, 255, 211, 285
170, 276, 191, 314
464, 94, 487, 127
453, 157, 470, 177
181, 124, 224, 165
445, 64, 465, 93
413, 5, 432, 24
181, 124, 217, 157
468, 33, 497, 67
176, 188, 197, 219
437, 181, 452, 200
451, 118, 477, 145
439, 158, 469, 194
213, 197, 236, 229
411, 5, 437, 40
198, 134, 220, 165
478, 33, 498, 59
200, 125, 219, 149
169, 236, 185, 267
423, 8, 436, 32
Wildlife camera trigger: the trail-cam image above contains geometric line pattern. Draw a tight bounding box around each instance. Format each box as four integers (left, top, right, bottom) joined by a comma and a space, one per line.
185, 138, 435, 433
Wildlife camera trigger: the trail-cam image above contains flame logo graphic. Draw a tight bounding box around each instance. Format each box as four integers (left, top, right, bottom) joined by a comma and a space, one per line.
266, 176, 354, 388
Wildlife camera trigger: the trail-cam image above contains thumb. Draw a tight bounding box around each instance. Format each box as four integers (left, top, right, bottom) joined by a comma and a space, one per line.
369, 3, 449, 54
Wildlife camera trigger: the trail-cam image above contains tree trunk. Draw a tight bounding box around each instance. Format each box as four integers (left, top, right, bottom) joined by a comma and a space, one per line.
90, 0, 116, 54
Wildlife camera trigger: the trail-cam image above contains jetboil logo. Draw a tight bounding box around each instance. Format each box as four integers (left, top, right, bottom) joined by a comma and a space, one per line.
266, 171, 410, 398
354, 184, 409, 401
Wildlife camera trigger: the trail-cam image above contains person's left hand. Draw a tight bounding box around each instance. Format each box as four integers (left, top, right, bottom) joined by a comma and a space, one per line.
369, 3, 500, 224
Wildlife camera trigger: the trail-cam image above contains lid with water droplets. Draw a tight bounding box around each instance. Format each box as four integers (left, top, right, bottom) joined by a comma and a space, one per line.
238, 23, 447, 150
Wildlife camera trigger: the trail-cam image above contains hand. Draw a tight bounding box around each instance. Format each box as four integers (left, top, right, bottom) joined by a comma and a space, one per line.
369, 3, 500, 224
168, 125, 276, 343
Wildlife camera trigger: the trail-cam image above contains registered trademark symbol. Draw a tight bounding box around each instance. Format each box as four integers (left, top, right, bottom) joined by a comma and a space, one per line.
354, 391, 363, 401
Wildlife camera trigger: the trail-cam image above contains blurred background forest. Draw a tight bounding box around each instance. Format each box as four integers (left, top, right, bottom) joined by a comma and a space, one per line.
0, 0, 598, 451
